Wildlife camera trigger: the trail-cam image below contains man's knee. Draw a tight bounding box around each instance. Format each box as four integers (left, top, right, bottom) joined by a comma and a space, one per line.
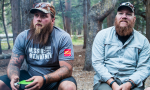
0, 80, 5, 87
132, 86, 144, 90
94, 82, 112, 90
58, 81, 76, 90
0, 80, 10, 90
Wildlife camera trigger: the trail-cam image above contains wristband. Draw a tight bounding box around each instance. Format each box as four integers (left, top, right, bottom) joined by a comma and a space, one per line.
128, 81, 135, 89
42, 76, 46, 86
110, 81, 115, 87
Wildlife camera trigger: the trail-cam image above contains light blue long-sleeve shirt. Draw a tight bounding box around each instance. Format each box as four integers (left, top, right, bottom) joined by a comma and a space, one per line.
92, 26, 150, 87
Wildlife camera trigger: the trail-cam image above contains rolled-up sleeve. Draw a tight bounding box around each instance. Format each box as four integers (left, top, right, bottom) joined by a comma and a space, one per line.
129, 38, 150, 87
92, 30, 113, 82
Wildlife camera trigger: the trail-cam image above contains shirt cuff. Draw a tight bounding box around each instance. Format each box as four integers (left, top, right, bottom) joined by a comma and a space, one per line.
129, 76, 143, 87
102, 75, 113, 82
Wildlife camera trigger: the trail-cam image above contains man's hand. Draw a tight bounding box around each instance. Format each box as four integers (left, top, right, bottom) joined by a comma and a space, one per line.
117, 82, 132, 90
106, 78, 120, 90
24, 76, 44, 90
10, 76, 19, 90
145, 87, 150, 90
111, 82, 120, 90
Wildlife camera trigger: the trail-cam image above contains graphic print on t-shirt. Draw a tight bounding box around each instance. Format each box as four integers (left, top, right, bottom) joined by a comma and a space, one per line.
29, 46, 52, 60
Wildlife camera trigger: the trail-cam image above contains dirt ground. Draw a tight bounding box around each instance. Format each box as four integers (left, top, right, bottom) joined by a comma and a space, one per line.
1, 45, 150, 90
0, 45, 94, 90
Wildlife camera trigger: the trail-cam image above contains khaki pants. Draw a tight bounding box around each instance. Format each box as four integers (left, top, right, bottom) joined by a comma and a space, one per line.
93, 82, 144, 90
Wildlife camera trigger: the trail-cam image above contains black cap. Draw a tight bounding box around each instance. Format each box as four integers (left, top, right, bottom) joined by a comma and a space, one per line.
118, 2, 135, 13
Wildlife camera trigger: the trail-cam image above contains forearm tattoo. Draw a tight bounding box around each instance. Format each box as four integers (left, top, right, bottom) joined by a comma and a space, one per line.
64, 60, 73, 67
7, 53, 24, 79
46, 60, 73, 83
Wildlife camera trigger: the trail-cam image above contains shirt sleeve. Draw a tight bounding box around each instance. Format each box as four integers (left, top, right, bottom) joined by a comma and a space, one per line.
12, 31, 27, 55
58, 33, 74, 61
129, 38, 150, 87
92, 30, 113, 82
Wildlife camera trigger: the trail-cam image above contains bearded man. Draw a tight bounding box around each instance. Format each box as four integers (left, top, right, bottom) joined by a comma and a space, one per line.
0, 2, 76, 90
92, 2, 150, 90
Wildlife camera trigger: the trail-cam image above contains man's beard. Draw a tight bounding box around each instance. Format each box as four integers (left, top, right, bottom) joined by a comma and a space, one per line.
28, 20, 53, 45
114, 18, 135, 36
34, 22, 43, 35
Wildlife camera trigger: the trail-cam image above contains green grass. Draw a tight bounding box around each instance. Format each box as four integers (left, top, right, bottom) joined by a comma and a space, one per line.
72, 37, 83, 45
1, 40, 13, 50
1, 38, 83, 50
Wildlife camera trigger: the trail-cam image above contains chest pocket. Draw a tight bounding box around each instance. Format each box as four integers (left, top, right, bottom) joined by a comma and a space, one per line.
104, 42, 120, 59
104, 42, 141, 65
122, 46, 141, 66
124, 47, 139, 60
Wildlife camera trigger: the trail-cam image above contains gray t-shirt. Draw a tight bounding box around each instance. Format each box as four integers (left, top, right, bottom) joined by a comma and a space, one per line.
12, 26, 74, 76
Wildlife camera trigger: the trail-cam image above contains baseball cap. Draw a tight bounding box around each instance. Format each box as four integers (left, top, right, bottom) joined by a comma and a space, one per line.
30, 2, 55, 17
117, 2, 135, 13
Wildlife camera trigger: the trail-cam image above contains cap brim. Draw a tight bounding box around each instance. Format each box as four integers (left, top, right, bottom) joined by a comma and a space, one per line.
30, 8, 49, 14
117, 5, 134, 12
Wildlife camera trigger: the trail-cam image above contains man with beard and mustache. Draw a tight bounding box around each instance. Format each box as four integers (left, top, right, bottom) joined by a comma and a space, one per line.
92, 2, 150, 90
0, 2, 77, 90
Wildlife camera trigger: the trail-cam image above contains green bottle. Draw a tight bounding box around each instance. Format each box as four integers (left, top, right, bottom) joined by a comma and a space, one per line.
14, 80, 33, 89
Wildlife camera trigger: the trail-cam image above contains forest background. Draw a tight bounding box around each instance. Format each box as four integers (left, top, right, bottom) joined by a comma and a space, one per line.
0, 0, 150, 89
0, 0, 150, 88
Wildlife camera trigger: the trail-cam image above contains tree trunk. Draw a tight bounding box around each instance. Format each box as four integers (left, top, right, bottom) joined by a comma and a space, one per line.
72, 21, 76, 35
21, 0, 41, 31
84, 20, 102, 71
2, 0, 10, 49
64, 0, 71, 35
107, 10, 115, 27
60, 0, 66, 30
11, 0, 21, 43
146, 0, 150, 42
135, 17, 140, 31
141, 21, 144, 35
21, 0, 31, 31
0, 38, 2, 54
83, 0, 90, 49
78, 28, 81, 35
83, 0, 117, 71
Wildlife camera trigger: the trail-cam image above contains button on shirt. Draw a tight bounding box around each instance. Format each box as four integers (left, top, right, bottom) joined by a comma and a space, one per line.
92, 26, 150, 87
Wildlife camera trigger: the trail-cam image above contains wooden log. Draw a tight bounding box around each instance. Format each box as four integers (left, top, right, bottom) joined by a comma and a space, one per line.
0, 54, 11, 59
0, 54, 28, 71
0, 58, 10, 67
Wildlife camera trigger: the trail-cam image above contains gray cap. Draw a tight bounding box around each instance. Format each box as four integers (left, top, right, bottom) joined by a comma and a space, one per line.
117, 2, 135, 13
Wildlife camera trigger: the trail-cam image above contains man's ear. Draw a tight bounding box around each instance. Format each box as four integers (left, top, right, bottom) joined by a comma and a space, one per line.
52, 18, 55, 23
133, 16, 136, 23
